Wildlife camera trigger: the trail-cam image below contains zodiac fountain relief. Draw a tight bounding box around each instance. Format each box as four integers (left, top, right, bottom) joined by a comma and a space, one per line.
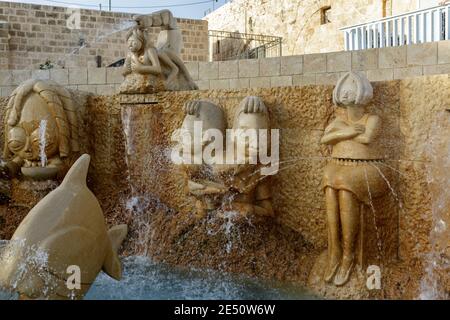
319, 71, 388, 286
175, 96, 275, 221
2, 79, 80, 180
178, 99, 228, 218
214, 96, 274, 219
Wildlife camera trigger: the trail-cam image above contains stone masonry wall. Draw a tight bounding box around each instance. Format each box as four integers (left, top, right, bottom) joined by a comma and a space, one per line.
0, 40, 449, 96
0, 1, 209, 70
205, 0, 443, 56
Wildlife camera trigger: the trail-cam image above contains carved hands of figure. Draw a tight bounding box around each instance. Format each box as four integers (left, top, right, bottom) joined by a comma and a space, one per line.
321, 114, 380, 147
240, 95, 267, 114
183, 100, 202, 116
187, 180, 228, 197
321, 120, 366, 144
133, 10, 177, 31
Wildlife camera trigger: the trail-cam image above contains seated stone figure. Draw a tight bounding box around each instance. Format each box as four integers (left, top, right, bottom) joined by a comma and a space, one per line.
176, 100, 227, 218
2, 79, 79, 180
320, 71, 387, 286
120, 27, 164, 94
132, 9, 198, 91
215, 96, 274, 218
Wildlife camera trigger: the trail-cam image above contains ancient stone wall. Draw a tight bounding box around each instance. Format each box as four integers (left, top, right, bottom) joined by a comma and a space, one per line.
1, 40, 449, 97
205, 0, 444, 56
0, 1, 209, 70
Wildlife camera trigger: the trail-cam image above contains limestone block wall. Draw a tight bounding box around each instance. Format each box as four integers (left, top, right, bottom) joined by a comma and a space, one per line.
0, 1, 209, 70
0, 41, 449, 97
205, 0, 444, 56
191, 41, 450, 90
205, 0, 381, 55
0, 20, 8, 70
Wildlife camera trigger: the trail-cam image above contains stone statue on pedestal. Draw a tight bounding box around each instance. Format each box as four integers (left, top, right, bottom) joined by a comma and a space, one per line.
120, 10, 198, 94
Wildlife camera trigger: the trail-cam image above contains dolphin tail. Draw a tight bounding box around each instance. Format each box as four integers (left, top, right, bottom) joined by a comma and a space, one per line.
102, 224, 128, 280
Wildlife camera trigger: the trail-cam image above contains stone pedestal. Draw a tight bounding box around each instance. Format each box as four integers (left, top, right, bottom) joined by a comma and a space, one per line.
308, 251, 375, 299
119, 73, 165, 94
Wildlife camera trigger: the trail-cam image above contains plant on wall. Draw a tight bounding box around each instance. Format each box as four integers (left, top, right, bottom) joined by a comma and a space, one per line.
39, 59, 54, 70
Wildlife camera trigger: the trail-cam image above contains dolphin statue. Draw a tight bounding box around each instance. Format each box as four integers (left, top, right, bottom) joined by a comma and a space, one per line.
0, 154, 128, 299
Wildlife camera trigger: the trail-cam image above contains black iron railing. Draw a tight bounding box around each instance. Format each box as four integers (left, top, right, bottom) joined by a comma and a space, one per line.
208, 30, 282, 61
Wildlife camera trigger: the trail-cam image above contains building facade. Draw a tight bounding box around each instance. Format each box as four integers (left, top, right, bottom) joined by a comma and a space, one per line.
205, 0, 444, 56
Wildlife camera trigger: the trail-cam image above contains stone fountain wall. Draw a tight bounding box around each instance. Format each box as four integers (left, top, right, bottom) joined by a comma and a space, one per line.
0, 74, 448, 299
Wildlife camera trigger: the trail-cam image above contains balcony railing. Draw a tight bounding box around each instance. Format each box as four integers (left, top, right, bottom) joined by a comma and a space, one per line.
341, 4, 450, 50
208, 30, 282, 61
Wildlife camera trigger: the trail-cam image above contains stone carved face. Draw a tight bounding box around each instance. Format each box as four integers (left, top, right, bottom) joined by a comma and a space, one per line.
337, 76, 358, 106
4, 79, 79, 177
181, 100, 226, 159
127, 34, 143, 53
333, 71, 373, 107
233, 96, 269, 162
7, 92, 60, 164
8, 121, 58, 163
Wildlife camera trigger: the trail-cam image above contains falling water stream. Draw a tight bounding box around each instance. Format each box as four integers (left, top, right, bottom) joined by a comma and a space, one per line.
64, 20, 135, 66
419, 111, 450, 300
121, 106, 153, 255
38, 119, 47, 167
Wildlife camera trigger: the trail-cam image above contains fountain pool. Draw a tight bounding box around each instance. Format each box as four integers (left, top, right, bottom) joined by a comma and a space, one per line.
0, 255, 316, 300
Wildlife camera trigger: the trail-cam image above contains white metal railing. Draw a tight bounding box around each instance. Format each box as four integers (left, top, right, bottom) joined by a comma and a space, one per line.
341, 4, 450, 50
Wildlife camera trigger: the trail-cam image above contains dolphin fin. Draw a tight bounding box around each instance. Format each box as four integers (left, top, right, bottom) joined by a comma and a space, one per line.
102, 224, 128, 280
60, 154, 91, 189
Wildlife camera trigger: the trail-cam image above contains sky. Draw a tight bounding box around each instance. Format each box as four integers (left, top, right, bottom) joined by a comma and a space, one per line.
8, 0, 230, 19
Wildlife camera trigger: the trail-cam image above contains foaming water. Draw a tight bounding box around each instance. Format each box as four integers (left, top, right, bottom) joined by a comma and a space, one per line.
0, 239, 53, 299
85, 256, 315, 300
